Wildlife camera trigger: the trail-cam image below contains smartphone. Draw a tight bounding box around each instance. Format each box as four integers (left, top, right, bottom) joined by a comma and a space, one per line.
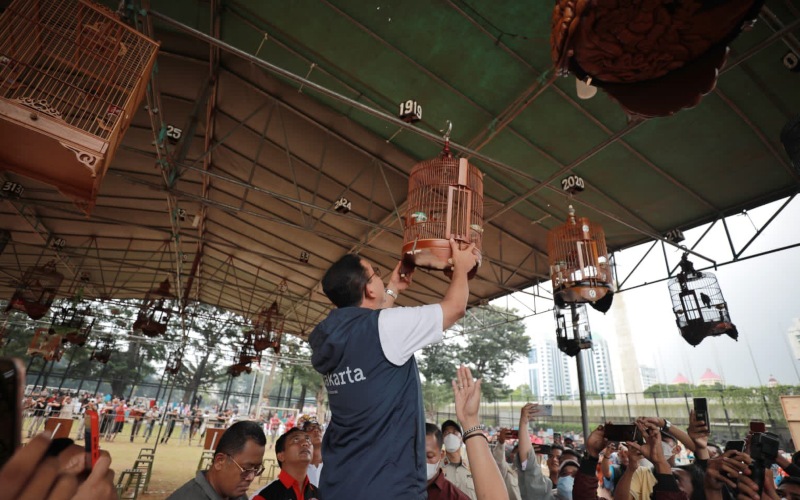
537, 404, 554, 417
693, 397, 709, 426
604, 423, 641, 443
84, 409, 100, 467
749, 421, 766, 433
725, 440, 746, 453
509, 429, 519, 440
0, 358, 25, 468
535, 444, 552, 455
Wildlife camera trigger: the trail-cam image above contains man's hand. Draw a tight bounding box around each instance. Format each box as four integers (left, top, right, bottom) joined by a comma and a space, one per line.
452, 364, 481, 429
602, 442, 617, 459
706, 450, 751, 491
387, 261, 413, 295
497, 428, 514, 443
448, 238, 479, 276
519, 403, 539, 426
688, 409, 709, 451
628, 420, 669, 473
736, 468, 780, 500
586, 424, 608, 458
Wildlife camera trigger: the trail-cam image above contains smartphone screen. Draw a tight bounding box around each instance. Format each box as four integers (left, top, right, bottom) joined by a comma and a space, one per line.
604, 423, 639, 443
509, 429, 519, 440
725, 440, 746, 453
693, 397, 709, 426
538, 404, 554, 417
0, 357, 25, 467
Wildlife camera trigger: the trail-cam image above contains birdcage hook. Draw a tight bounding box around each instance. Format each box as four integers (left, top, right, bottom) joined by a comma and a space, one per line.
441, 120, 453, 142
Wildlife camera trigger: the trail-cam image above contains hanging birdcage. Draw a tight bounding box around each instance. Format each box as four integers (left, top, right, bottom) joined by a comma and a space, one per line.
27, 327, 64, 361
6, 261, 64, 320
0, 0, 159, 213
132, 279, 175, 338
554, 302, 593, 357
250, 301, 284, 354
228, 333, 260, 377
50, 298, 94, 346
668, 253, 738, 346
89, 336, 113, 364
547, 205, 614, 312
402, 146, 484, 278
165, 349, 182, 375
0, 229, 10, 255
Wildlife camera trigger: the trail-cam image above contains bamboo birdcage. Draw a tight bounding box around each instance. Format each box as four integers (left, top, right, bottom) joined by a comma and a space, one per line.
547, 205, 613, 307
402, 154, 484, 278
132, 279, 175, 338
668, 253, 738, 346
51, 299, 94, 346
0, 0, 159, 213
6, 261, 64, 320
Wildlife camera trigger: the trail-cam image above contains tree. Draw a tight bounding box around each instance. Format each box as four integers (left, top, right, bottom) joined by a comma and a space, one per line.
419, 305, 530, 401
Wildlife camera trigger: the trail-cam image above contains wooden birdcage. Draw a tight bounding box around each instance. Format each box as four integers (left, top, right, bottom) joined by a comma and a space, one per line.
228, 333, 260, 377
554, 302, 593, 357
250, 301, 284, 354
6, 261, 64, 320
89, 336, 113, 363
165, 350, 182, 375
0, 0, 159, 213
402, 152, 483, 278
27, 327, 64, 361
668, 253, 738, 346
132, 279, 175, 338
547, 206, 613, 310
50, 298, 94, 346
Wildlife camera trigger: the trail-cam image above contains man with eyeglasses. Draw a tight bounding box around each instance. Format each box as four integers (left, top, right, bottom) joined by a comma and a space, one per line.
310, 239, 479, 499
168, 420, 267, 500
253, 428, 320, 500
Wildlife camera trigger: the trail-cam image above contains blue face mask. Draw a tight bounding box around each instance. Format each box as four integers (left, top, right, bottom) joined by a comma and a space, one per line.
557, 476, 574, 500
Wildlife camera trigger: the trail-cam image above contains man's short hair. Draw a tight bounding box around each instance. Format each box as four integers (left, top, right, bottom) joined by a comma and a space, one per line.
275, 427, 305, 468
214, 420, 266, 457
426, 423, 443, 448
322, 254, 369, 308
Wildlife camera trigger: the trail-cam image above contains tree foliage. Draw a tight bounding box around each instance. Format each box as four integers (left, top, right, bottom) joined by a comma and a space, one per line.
419, 305, 530, 401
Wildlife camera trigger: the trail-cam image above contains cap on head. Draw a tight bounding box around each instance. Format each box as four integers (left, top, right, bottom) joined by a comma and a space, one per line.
441, 420, 462, 434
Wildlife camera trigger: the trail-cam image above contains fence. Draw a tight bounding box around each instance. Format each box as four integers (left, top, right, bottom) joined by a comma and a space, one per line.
430, 388, 794, 449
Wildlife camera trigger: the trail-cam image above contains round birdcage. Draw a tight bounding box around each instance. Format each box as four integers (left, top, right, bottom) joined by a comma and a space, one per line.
6, 261, 64, 320
250, 301, 284, 354
547, 206, 613, 308
668, 253, 738, 346
132, 278, 175, 337
402, 153, 483, 278
51, 298, 94, 346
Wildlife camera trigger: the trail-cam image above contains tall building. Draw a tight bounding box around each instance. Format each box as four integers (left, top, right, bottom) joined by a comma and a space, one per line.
528, 337, 572, 400
788, 318, 800, 360
578, 335, 615, 396
639, 365, 659, 390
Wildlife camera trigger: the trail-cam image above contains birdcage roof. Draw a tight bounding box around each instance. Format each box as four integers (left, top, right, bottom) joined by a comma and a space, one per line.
0, 0, 798, 340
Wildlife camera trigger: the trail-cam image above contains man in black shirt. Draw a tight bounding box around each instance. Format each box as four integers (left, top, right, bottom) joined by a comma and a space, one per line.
254, 428, 320, 500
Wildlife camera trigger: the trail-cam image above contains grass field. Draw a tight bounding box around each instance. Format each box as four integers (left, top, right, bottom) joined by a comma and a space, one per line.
23, 420, 280, 499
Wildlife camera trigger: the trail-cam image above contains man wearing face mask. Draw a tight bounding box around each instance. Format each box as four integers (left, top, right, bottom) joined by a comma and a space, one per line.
426, 423, 470, 500
441, 420, 478, 500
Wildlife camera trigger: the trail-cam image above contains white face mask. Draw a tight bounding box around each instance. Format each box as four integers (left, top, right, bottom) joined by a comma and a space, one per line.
661, 442, 674, 461
443, 433, 462, 453
426, 462, 439, 480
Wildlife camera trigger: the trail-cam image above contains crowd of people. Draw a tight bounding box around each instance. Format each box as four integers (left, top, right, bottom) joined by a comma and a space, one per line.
2, 244, 797, 499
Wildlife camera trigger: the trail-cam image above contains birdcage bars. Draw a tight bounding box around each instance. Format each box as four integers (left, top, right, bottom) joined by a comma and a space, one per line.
554, 302, 593, 357
547, 205, 612, 305
165, 350, 182, 375
402, 154, 483, 277
0, 0, 159, 212
251, 301, 284, 354
668, 253, 738, 346
132, 279, 175, 338
89, 336, 113, 363
5, 260, 64, 320
52, 299, 95, 347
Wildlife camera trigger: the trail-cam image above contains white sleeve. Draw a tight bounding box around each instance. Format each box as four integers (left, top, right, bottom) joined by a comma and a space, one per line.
378, 304, 443, 366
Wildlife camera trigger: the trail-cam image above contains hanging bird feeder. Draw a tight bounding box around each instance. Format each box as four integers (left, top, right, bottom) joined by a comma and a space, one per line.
668, 253, 738, 346
6, 261, 64, 320
250, 301, 284, 354
547, 205, 614, 312
27, 327, 64, 361
401, 124, 483, 278
132, 279, 175, 338
0, 0, 159, 213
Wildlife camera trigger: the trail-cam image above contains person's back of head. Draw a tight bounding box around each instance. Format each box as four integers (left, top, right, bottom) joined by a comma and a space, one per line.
322, 254, 368, 308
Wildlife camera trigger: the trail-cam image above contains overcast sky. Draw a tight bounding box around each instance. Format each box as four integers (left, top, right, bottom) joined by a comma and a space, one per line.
499, 196, 800, 392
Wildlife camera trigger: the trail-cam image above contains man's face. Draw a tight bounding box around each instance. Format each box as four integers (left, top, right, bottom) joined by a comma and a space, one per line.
425, 434, 444, 465
304, 423, 323, 445
212, 439, 266, 498
277, 431, 313, 467
361, 261, 384, 303
559, 464, 578, 478
442, 426, 461, 439
777, 481, 800, 500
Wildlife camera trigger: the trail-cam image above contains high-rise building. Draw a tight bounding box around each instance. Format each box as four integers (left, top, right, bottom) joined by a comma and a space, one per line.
788, 318, 800, 360
528, 337, 572, 400
639, 365, 659, 390
578, 335, 615, 396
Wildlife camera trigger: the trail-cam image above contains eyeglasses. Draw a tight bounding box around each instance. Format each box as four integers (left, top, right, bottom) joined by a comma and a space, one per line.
226, 454, 265, 479
367, 266, 382, 283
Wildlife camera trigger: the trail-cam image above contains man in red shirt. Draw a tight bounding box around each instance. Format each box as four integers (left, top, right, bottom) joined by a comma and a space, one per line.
254, 428, 320, 500
426, 423, 470, 500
